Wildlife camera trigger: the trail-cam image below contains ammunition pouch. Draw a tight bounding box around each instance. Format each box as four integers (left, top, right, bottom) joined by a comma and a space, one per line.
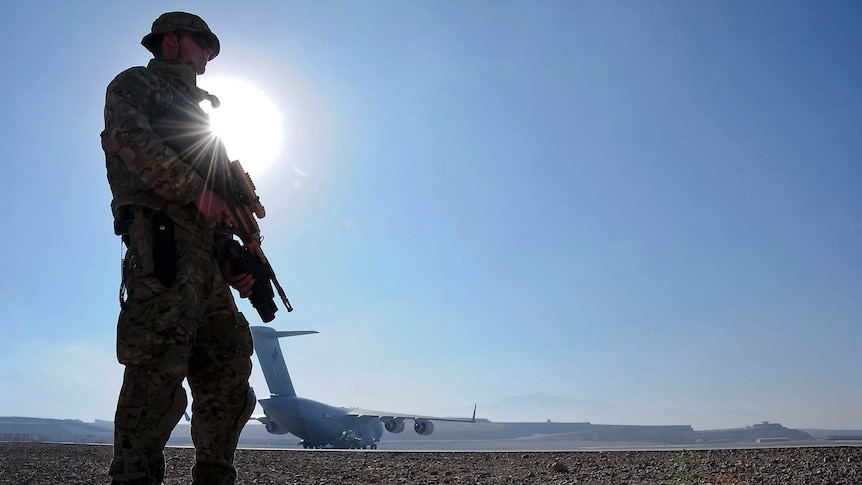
115, 205, 178, 288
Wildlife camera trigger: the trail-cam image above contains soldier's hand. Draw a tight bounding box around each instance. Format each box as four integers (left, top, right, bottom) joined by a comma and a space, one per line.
194, 189, 238, 226
221, 263, 255, 298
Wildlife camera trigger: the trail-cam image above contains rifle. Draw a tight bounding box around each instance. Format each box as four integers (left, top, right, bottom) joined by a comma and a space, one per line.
220, 160, 293, 322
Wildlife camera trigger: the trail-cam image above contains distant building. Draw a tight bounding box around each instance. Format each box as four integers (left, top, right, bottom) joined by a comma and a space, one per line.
756, 437, 790, 443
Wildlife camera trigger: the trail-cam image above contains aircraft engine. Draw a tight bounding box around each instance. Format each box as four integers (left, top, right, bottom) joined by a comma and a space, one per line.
413, 419, 434, 436
264, 419, 288, 435
383, 418, 405, 433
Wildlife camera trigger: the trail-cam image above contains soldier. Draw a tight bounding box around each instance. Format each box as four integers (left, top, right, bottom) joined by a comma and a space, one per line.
101, 12, 257, 485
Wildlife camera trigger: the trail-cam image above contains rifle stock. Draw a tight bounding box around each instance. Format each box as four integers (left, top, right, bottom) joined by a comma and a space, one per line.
224, 160, 293, 321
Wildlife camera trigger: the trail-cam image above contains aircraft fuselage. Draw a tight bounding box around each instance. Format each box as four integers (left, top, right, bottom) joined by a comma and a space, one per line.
259, 395, 384, 449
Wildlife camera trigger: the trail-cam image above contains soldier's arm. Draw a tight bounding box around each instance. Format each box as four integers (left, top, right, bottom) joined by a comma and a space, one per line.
101, 70, 206, 204
194, 188, 238, 225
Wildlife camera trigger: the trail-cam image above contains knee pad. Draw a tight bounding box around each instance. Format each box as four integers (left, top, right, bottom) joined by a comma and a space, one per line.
234, 386, 256, 434
157, 386, 188, 434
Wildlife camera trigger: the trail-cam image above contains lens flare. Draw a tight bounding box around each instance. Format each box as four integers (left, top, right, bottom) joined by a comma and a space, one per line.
201, 76, 283, 175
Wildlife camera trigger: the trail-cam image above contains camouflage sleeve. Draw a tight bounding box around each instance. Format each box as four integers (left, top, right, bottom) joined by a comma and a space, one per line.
101, 69, 206, 204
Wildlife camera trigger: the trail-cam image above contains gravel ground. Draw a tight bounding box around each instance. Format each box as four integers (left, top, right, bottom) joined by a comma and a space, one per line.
0, 442, 860, 484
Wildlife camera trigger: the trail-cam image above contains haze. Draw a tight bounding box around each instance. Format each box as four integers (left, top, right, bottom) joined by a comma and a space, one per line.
0, 1, 859, 431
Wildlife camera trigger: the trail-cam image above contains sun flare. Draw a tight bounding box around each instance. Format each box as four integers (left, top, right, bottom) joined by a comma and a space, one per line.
201, 76, 283, 175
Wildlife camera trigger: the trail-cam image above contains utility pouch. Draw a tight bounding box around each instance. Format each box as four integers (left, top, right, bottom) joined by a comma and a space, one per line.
114, 206, 135, 247
114, 218, 131, 237
151, 211, 177, 288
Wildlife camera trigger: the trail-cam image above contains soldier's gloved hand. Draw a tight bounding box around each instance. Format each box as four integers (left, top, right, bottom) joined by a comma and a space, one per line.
221, 263, 255, 298
194, 189, 238, 226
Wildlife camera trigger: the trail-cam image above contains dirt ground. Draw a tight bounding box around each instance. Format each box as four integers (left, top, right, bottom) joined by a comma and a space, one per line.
0, 442, 860, 484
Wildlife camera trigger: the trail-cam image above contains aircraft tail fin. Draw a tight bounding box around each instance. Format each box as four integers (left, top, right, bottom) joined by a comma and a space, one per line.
250, 326, 318, 398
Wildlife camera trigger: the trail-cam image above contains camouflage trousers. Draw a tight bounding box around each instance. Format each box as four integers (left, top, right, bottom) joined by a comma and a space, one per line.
109, 213, 256, 485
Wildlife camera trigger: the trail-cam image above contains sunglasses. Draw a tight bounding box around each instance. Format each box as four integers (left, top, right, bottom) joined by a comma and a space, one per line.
180, 31, 212, 51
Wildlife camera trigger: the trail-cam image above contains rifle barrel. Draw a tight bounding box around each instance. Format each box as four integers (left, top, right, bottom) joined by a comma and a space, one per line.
272, 276, 293, 312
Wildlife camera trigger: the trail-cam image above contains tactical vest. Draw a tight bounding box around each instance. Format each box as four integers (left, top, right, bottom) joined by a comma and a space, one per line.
148, 82, 231, 199
104, 59, 231, 237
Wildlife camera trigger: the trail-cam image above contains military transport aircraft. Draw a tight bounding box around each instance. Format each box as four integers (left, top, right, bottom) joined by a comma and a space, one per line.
250, 326, 476, 449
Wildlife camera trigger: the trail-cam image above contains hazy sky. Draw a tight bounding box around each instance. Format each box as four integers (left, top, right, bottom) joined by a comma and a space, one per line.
1, 1, 860, 431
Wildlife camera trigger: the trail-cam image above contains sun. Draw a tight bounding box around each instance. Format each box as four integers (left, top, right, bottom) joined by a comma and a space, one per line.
200, 76, 283, 175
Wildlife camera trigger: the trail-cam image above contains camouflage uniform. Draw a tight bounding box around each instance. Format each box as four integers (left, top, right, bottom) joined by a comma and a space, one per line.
101, 17, 255, 485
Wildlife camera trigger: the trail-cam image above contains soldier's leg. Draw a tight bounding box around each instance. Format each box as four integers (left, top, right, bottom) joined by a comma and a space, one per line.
109, 282, 191, 484
187, 280, 255, 485
109, 216, 196, 484
110, 364, 187, 485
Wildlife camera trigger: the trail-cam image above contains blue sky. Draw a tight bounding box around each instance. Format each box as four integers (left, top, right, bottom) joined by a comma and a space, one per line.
1, 1, 860, 430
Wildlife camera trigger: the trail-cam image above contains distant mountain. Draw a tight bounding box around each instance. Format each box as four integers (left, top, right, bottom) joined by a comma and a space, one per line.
800, 429, 862, 440
696, 422, 813, 443
0, 416, 112, 443
0, 416, 828, 450
479, 394, 816, 432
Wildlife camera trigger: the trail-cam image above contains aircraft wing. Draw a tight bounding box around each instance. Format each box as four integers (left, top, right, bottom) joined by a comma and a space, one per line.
345, 403, 477, 423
